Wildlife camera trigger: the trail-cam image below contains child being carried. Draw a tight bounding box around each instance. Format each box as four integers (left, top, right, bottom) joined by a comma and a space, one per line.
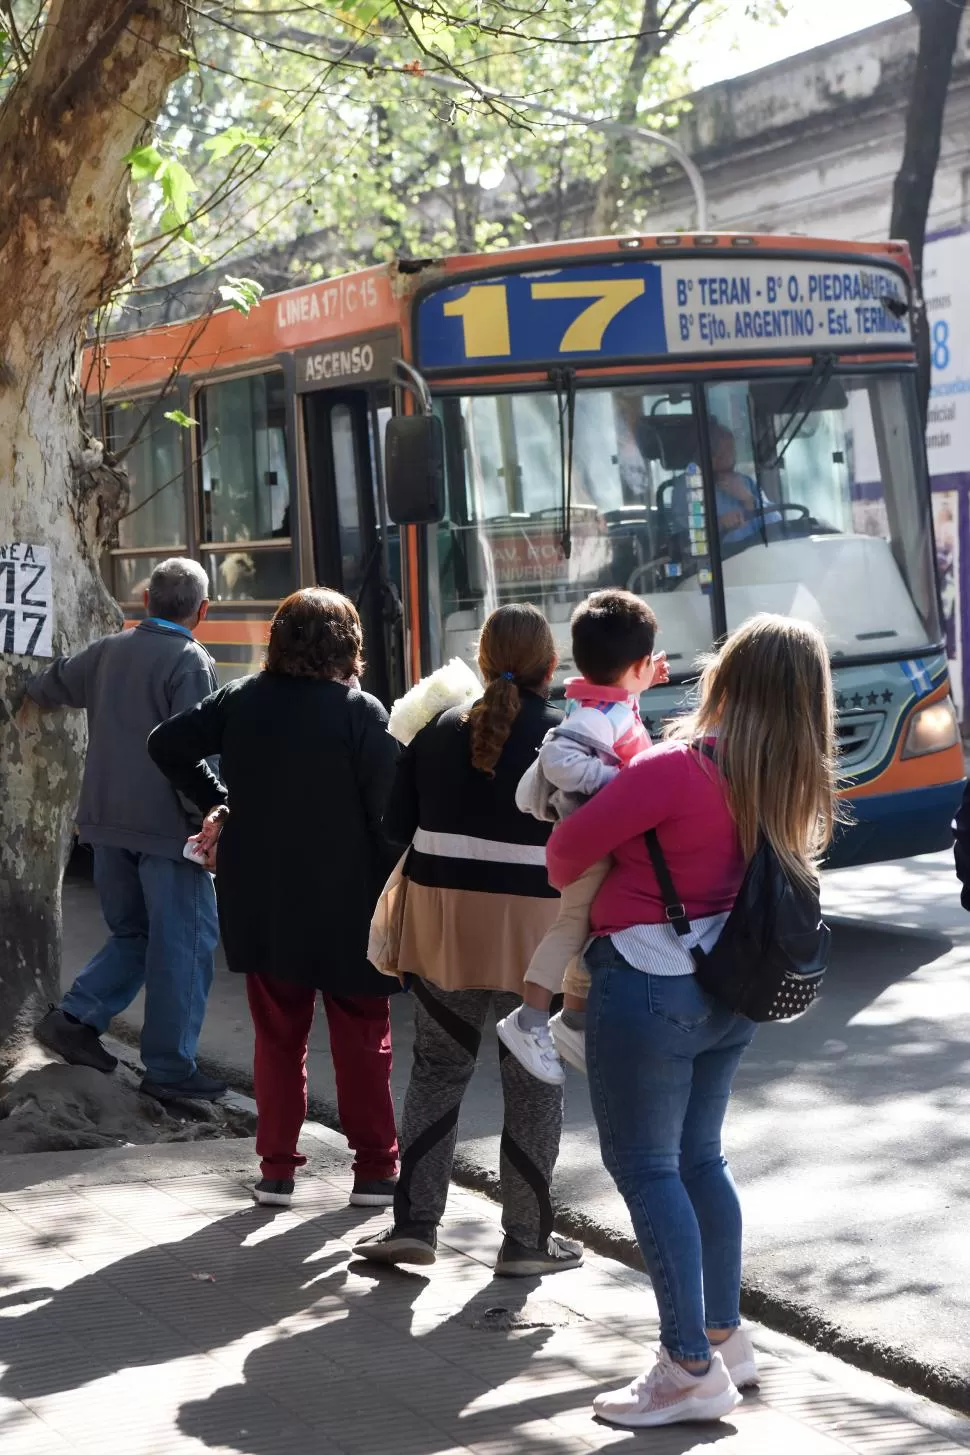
497, 589, 667, 1083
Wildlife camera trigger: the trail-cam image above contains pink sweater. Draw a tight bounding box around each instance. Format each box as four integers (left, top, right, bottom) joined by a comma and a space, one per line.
546, 740, 745, 932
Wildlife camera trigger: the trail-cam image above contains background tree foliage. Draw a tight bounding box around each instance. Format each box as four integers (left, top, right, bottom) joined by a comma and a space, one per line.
98, 0, 789, 323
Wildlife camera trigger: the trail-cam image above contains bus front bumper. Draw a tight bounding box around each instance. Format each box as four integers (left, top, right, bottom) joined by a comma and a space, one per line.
826, 780, 966, 870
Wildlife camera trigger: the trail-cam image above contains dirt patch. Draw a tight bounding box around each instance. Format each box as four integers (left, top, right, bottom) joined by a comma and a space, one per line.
0, 1046, 253, 1154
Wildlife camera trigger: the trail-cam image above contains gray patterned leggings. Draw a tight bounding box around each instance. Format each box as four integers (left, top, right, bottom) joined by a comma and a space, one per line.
394, 979, 564, 1249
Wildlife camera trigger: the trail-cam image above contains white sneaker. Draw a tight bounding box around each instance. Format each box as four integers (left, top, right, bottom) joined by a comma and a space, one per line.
495, 1009, 565, 1085
715, 1327, 759, 1389
593, 1348, 741, 1429
549, 1012, 586, 1074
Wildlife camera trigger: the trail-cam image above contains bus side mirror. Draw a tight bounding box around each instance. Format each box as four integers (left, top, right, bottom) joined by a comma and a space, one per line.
385, 415, 445, 525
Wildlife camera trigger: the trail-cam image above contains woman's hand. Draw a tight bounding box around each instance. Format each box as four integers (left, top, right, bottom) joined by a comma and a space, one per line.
194, 805, 229, 871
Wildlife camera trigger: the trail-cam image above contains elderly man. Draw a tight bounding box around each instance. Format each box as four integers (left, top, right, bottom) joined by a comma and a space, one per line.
30, 558, 226, 1102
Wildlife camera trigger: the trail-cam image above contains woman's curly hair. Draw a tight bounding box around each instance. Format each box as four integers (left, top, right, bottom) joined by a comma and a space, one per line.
266, 588, 364, 682
467, 603, 557, 775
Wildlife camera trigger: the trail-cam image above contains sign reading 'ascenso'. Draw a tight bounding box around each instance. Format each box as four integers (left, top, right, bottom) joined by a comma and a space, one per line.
293, 331, 398, 393
416, 257, 912, 369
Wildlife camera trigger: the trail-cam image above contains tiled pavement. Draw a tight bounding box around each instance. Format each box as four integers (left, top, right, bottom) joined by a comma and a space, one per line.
0, 1132, 968, 1455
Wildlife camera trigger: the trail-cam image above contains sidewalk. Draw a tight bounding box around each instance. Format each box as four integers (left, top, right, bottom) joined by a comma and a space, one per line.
61, 864, 970, 1411
0, 1126, 968, 1455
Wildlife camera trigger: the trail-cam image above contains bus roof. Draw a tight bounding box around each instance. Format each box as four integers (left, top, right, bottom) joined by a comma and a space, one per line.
85, 233, 913, 399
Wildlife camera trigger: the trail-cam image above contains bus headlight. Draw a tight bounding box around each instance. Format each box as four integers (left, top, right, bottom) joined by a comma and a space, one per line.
901, 697, 961, 758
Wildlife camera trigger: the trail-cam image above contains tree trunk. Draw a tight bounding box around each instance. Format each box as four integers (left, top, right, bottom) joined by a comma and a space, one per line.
591, 0, 706, 236
890, 0, 967, 424
592, 0, 661, 237
0, 1, 189, 1069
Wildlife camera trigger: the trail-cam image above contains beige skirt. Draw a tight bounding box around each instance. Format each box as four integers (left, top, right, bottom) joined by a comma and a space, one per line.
398, 881, 561, 995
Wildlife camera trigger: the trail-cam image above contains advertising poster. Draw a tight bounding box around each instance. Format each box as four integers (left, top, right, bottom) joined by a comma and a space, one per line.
925, 228, 970, 723
931, 489, 962, 719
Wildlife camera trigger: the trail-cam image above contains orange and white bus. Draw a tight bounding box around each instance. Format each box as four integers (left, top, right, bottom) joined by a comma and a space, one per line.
86, 232, 965, 868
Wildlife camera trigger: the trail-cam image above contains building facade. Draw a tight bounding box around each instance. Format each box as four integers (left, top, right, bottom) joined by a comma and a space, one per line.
636, 12, 970, 722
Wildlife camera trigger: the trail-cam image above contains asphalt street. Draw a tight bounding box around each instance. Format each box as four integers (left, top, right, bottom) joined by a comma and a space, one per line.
62, 848, 970, 1406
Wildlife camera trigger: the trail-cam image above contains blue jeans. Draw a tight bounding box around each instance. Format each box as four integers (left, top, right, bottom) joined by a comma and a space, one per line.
62, 847, 220, 1085
585, 936, 756, 1363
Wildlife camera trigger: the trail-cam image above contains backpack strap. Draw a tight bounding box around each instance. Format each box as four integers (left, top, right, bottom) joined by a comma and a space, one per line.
644, 829, 692, 939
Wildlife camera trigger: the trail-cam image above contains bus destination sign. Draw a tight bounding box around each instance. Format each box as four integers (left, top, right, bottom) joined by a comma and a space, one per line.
416, 257, 912, 370
294, 331, 399, 393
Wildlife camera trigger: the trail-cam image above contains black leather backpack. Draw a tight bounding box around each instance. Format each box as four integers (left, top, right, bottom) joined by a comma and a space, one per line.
644, 829, 830, 1023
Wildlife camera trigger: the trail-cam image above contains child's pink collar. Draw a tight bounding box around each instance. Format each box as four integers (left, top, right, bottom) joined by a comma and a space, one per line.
564, 676, 632, 704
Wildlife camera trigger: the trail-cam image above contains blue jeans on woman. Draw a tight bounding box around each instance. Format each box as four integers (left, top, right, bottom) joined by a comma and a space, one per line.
585, 935, 756, 1363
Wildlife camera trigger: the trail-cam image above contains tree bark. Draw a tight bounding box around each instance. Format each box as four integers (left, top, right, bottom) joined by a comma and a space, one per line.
0, 1, 189, 1068
890, 0, 967, 424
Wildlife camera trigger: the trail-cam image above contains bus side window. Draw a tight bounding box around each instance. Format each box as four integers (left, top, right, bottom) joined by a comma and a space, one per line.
197, 371, 295, 603
106, 400, 187, 604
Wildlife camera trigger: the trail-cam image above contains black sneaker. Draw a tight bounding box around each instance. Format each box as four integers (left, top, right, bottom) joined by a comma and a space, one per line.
349, 1177, 397, 1207
494, 1232, 584, 1277
252, 1178, 295, 1208
353, 1224, 437, 1266
35, 1007, 117, 1074
139, 1071, 228, 1103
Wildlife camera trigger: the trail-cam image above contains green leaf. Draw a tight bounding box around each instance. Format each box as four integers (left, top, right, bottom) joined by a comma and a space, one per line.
155, 158, 197, 224
218, 275, 264, 317
163, 409, 198, 430
124, 144, 164, 183
202, 126, 273, 163
334, 0, 388, 27
157, 205, 195, 241
407, 11, 456, 59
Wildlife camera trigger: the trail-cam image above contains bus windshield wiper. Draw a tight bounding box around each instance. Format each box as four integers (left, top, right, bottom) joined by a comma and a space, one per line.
551, 367, 577, 559
758, 354, 837, 470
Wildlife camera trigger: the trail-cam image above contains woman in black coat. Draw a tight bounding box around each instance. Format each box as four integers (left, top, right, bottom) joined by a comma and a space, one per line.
148, 588, 399, 1210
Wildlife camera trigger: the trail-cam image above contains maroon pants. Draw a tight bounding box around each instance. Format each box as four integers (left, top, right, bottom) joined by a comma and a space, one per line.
246, 973, 398, 1182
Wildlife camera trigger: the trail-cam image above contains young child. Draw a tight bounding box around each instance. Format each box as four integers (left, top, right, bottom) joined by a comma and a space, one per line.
497, 589, 667, 1083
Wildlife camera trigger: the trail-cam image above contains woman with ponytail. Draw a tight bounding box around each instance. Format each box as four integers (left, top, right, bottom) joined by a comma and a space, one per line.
355, 604, 583, 1277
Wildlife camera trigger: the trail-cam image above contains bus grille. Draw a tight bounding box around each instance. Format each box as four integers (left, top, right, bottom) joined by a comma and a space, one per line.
836, 712, 884, 768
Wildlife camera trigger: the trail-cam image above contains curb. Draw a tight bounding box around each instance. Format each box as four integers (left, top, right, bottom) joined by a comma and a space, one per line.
108, 1022, 969, 1417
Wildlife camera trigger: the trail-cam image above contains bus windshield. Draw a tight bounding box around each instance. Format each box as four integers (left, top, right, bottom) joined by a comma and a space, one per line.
433, 371, 940, 679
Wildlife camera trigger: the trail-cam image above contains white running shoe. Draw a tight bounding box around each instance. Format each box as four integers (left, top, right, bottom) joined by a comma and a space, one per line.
495, 1009, 565, 1085
593, 1348, 741, 1429
715, 1327, 759, 1389
549, 1012, 586, 1074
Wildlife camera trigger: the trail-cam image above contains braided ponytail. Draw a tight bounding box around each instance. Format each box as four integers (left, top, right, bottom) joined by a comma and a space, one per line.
467, 604, 557, 775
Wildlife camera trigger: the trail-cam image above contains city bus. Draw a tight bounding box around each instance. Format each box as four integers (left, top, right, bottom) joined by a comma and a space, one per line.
85, 232, 965, 868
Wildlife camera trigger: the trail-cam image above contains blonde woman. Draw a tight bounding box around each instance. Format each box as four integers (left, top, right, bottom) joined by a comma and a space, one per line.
548, 615, 838, 1429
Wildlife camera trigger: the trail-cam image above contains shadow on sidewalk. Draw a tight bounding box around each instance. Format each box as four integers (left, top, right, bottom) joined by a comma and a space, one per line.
176, 1248, 739, 1453
0, 1202, 367, 1398
0, 1192, 742, 1453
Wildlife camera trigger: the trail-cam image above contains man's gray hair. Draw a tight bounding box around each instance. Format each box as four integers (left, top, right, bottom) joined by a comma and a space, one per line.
147, 557, 210, 623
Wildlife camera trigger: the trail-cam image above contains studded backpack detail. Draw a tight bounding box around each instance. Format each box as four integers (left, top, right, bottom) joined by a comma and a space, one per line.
643, 829, 830, 1023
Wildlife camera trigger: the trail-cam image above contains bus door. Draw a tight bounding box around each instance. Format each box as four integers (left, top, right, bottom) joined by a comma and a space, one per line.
302, 373, 403, 706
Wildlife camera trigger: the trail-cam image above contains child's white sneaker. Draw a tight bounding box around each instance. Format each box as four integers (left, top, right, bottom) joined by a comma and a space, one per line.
496, 1009, 565, 1085
715, 1326, 759, 1389
593, 1348, 741, 1428
549, 1012, 586, 1074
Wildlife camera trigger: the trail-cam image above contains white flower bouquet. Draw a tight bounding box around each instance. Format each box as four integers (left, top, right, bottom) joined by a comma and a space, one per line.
388, 657, 483, 745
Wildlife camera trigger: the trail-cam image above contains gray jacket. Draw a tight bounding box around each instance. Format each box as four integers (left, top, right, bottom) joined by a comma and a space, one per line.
515, 721, 620, 824
28, 620, 221, 860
